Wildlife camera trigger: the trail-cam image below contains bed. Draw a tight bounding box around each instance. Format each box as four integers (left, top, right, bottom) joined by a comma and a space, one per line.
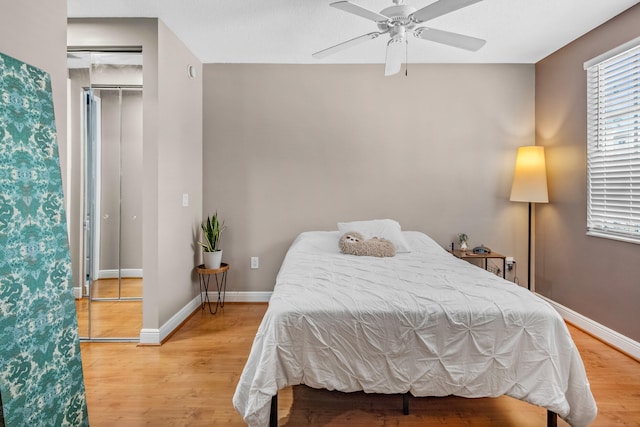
233, 226, 597, 427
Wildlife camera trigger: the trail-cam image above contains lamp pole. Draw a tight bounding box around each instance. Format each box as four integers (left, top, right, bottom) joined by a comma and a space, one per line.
527, 202, 532, 291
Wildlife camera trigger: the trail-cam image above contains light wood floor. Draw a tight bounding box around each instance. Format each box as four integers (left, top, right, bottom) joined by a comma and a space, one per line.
75, 278, 142, 339
79, 303, 640, 426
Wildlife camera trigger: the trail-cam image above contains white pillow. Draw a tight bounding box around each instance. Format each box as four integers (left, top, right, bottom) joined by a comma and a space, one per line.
337, 219, 411, 253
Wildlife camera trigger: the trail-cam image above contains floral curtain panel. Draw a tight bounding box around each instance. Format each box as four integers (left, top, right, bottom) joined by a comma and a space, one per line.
0, 52, 88, 426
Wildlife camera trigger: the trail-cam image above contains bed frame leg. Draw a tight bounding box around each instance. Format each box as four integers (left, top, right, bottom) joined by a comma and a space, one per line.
270, 394, 278, 427
547, 410, 557, 427
402, 392, 409, 415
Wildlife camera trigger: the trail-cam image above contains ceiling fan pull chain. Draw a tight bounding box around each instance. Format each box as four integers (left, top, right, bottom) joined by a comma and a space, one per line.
405, 38, 409, 76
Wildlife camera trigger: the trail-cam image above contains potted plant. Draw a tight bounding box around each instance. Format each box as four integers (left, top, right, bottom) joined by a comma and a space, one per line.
198, 212, 226, 269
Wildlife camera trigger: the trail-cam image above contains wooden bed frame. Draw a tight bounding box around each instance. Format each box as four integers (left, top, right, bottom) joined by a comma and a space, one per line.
268, 393, 558, 427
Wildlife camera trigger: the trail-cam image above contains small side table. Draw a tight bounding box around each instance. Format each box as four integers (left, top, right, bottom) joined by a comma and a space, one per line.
196, 263, 229, 314
449, 249, 506, 278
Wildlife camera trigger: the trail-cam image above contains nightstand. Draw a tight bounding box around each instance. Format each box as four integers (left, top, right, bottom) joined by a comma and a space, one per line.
449, 249, 506, 278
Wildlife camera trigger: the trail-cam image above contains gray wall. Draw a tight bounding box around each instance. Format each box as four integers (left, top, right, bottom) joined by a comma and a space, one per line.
535, 4, 640, 341
203, 63, 535, 293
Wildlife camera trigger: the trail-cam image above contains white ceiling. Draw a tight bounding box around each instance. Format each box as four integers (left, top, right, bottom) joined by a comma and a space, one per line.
67, 0, 640, 64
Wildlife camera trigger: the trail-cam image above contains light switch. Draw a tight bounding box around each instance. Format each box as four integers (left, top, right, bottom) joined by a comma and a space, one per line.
182, 193, 189, 207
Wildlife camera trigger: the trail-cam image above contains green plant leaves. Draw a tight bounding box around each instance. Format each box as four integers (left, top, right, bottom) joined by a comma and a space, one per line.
198, 212, 225, 252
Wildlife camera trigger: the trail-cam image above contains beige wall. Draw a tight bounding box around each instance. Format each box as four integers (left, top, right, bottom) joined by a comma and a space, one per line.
68, 19, 203, 333
0, 0, 68, 196
535, 5, 640, 341
156, 20, 203, 325
203, 63, 535, 293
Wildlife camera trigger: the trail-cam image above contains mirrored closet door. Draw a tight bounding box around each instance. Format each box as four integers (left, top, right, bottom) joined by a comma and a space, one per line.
67, 51, 143, 341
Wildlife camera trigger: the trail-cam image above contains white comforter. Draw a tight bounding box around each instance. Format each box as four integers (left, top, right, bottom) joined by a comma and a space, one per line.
233, 231, 597, 427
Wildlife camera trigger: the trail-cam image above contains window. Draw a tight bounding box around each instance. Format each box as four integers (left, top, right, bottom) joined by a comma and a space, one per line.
584, 37, 640, 244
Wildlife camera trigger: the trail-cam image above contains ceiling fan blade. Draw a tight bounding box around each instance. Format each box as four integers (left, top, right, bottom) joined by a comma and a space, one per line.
330, 1, 389, 22
385, 38, 405, 76
414, 27, 486, 51
411, 0, 483, 23
312, 32, 383, 59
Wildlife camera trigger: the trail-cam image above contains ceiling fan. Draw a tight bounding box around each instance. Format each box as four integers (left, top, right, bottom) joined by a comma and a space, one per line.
312, 0, 486, 76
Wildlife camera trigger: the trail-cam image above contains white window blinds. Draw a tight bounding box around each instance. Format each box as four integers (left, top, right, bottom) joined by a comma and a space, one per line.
585, 40, 640, 244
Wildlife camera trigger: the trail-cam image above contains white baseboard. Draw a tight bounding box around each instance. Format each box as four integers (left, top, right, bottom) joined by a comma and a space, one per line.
215, 291, 272, 302
138, 328, 160, 345
73, 286, 83, 299
537, 294, 640, 361
139, 292, 270, 345
139, 295, 201, 345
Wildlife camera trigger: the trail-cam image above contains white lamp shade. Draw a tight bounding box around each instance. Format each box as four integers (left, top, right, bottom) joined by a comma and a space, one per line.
510, 146, 549, 203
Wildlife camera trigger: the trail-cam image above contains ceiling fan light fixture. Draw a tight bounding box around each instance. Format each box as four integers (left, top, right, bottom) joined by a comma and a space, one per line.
385, 38, 406, 76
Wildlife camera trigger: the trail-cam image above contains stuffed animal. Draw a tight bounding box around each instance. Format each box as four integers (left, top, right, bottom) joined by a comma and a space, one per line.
339, 231, 396, 258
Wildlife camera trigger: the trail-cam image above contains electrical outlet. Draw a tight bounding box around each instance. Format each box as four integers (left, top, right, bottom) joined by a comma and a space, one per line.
251, 257, 259, 269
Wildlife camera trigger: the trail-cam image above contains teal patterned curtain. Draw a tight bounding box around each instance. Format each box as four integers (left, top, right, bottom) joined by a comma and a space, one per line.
0, 52, 89, 426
